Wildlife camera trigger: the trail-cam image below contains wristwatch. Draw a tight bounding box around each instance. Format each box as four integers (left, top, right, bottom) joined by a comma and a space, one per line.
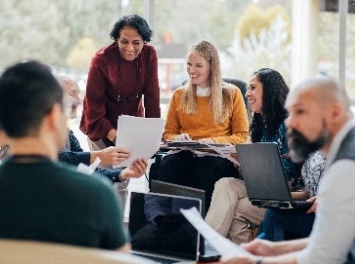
112, 173, 124, 183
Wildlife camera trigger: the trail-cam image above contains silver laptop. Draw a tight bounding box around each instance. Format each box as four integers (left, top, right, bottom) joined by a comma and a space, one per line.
129, 192, 202, 263
235, 142, 311, 210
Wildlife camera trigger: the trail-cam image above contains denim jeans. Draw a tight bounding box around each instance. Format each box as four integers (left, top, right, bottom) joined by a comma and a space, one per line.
258, 208, 315, 241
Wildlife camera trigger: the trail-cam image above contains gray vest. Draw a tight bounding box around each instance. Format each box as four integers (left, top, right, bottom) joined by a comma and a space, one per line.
332, 127, 355, 264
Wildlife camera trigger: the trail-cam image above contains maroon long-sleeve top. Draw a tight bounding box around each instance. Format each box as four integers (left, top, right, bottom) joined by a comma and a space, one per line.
80, 43, 161, 141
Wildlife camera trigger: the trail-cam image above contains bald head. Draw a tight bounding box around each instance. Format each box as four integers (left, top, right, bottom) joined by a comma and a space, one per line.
286, 76, 349, 112
286, 76, 351, 160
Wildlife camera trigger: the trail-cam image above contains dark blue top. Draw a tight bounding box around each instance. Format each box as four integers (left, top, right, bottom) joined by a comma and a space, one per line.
58, 130, 124, 183
260, 121, 302, 191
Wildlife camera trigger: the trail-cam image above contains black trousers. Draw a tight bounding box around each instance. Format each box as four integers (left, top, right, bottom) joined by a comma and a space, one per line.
156, 150, 238, 210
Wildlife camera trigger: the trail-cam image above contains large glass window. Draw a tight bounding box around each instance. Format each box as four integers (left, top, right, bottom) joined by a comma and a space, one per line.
0, 1, 353, 99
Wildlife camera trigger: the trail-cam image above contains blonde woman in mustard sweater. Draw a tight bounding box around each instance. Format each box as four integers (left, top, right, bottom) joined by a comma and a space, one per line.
156, 40, 249, 209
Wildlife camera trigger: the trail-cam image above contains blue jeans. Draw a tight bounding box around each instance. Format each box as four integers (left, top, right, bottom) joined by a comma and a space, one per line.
258, 208, 315, 241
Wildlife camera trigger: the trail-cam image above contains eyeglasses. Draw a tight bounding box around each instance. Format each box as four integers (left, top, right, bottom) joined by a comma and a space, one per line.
117, 92, 140, 102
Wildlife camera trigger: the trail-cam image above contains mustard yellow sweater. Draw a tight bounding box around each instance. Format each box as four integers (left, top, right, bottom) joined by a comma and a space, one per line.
163, 86, 249, 144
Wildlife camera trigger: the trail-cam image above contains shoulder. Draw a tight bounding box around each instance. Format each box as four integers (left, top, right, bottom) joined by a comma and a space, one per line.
305, 151, 327, 167
141, 44, 157, 56
278, 121, 287, 133
222, 82, 242, 97
171, 87, 186, 98
318, 160, 355, 202
91, 43, 117, 64
54, 162, 113, 192
301, 151, 327, 178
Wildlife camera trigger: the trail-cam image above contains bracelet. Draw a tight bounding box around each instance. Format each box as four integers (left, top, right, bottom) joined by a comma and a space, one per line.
253, 257, 263, 264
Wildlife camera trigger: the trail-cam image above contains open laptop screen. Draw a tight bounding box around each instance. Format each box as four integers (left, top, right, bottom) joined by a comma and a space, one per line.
150, 180, 206, 217
129, 192, 201, 261
236, 142, 292, 202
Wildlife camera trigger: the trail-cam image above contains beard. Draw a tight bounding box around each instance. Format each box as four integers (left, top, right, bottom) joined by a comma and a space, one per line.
287, 128, 328, 163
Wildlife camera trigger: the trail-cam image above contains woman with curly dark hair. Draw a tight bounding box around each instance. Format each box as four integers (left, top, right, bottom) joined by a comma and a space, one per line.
249, 68, 289, 143
80, 14, 160, 151
206, 68, 302, 245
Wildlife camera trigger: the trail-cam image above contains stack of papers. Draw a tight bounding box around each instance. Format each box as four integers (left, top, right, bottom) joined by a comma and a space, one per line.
114, 115, 165, 168
162, 141, 239, 166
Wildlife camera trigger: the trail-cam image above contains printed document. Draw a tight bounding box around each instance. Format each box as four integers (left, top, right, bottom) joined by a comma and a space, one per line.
180, 207, 251, 261
114, 115, 165, 168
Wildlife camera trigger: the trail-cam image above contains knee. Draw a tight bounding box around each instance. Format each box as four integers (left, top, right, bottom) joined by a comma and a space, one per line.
214, 177, 235, 191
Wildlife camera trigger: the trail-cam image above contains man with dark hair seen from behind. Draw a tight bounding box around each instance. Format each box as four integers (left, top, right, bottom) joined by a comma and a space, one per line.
224, 76, 355, 264
0, 60, 130, 252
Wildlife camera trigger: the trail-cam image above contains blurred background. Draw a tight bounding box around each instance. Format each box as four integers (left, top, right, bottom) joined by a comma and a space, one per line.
1, 0, 354, 208
1, 0, 355, 96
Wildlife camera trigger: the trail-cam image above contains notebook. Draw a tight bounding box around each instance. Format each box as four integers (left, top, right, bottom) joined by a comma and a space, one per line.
235, 142, 311, 210
129, 192, 203, 263
150, 180, 220, 262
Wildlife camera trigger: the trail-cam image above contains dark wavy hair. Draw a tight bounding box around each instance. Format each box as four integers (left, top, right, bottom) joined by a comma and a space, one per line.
110, 14, 153, 42
250, 68, 289, 142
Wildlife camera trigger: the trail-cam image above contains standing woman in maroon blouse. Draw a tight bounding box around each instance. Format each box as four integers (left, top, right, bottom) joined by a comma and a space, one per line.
80, 14, 161, 151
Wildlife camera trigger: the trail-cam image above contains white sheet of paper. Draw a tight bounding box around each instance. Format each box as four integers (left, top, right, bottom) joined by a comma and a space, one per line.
77, 157, 101, 175
180, 207, 251, 261
114, 115, 165, 168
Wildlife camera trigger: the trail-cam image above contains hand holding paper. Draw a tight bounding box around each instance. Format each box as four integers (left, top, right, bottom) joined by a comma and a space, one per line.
114, 115, 165, 168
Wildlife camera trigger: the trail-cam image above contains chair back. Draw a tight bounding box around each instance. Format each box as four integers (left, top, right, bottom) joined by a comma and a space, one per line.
222, 78, 249, 112
0, 239, 156, 264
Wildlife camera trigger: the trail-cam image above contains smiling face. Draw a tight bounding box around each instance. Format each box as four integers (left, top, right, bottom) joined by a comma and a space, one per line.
246, 74, 263, 113
117, 26, 144, 61
186, 50, 211, 88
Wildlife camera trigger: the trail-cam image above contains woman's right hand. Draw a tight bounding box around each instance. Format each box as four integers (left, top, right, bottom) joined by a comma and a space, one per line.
306, 196, 318, 214
175, 133, 192, 141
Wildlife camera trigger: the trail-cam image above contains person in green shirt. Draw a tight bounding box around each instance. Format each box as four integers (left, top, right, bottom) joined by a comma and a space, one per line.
0, 60, 130, 252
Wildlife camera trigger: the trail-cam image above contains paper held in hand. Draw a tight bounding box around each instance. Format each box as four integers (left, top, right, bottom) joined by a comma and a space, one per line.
114, 115, 165, 168
180, 207, 251, 261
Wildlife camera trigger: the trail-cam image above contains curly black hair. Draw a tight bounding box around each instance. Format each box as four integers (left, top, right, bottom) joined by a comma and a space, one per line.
110, 14, 153, 42
250, 68, 289, 142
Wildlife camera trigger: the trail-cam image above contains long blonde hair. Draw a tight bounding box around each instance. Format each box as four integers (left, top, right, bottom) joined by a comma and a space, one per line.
182, 40, 232, 124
